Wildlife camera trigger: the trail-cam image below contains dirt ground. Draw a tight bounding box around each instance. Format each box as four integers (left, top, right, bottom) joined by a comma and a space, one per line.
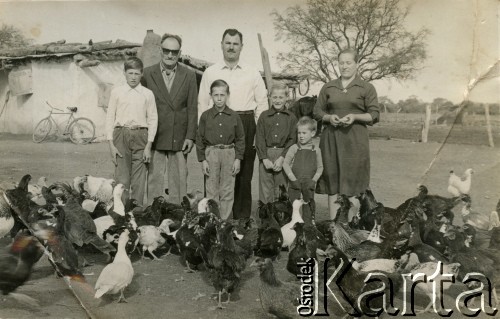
0, 133, 499, 319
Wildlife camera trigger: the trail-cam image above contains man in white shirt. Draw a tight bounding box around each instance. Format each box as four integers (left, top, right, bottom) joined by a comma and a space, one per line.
105, 57, 158, 205
198, 29, 268, 219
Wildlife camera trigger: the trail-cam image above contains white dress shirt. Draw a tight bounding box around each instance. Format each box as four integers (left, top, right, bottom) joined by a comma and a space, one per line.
198, 61, 268, 122
105, 83, 158, 142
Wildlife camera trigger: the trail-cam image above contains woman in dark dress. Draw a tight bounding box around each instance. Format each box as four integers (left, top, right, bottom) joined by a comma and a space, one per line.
313, 48, 380, 219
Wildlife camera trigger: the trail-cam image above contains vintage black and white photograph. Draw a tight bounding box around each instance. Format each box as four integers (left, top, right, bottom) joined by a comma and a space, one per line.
0, 0, 498, 318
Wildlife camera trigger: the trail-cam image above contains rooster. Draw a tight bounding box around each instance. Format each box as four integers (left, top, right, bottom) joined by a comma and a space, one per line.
447, 168, 473, 196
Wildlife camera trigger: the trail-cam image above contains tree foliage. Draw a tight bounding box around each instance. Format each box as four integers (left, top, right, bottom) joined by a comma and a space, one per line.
0, 24, 33, 49
272, 0, 429, 83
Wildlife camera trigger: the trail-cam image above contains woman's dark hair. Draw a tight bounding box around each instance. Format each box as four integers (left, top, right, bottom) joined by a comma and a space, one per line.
338, 48, 359, 63
210, 79, 230, 95
222, 29, 243, 43
124, 57, 144, 72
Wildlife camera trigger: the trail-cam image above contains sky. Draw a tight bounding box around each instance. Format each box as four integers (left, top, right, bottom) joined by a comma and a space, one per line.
0, 0, 498, 104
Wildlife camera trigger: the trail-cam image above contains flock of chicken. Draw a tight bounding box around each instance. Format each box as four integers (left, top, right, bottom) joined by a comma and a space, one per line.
0, 168, 499, 318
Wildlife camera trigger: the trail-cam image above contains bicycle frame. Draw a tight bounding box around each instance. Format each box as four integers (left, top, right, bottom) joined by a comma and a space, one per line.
43, 101, 77, 135
45, 110, 76, 135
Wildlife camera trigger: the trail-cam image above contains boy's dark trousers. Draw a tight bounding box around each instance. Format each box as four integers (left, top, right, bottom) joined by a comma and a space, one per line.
113, 127, 148, 205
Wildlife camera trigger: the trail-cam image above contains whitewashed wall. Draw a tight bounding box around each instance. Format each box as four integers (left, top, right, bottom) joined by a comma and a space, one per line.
0, 59, 127, 140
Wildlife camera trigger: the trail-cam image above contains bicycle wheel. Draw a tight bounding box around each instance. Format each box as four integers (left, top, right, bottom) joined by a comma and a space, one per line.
33, 117, 52, 143
68, 117, 95, 144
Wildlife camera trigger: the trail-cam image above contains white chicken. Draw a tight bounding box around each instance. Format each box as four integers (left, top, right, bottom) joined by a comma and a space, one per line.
447, 168, 473, 196
281, 199, 304, 249
137, 219, 175, 260
86, 175, 115, 208
94, 229, 134, 303
197, 198, 209, 213
94, 184, 126, 238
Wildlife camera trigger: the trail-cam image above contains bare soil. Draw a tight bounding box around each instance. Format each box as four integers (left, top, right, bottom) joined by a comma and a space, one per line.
0, 133, 499, 319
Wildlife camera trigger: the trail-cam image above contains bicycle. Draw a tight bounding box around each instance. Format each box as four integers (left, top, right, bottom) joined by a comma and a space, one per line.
32, 101, 96, 144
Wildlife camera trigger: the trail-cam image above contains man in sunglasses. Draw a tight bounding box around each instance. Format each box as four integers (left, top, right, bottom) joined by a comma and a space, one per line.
198, 29, 268, 220
142, 33, 198, 205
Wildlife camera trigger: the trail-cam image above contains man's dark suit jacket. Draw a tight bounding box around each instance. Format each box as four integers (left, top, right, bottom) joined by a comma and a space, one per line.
141, 63, 198, 151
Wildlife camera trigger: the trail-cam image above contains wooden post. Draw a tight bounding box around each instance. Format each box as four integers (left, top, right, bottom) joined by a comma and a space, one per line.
422, 104, 431, 143
258, 33, 272, 107
484, 104, 494, 147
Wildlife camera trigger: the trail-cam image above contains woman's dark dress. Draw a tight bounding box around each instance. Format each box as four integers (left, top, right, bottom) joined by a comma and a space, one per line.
313, 76, 379, 196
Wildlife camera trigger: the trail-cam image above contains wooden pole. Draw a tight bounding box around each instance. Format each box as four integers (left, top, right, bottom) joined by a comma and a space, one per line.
484, 104, 494, 147
258, 33, 272, 107
422, 104, 431, 143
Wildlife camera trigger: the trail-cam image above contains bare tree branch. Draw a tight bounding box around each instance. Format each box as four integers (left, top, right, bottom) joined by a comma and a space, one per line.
272, 0, 429, 83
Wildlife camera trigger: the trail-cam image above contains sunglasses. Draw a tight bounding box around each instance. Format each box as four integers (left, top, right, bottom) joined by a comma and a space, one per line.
162, 48, 180, 56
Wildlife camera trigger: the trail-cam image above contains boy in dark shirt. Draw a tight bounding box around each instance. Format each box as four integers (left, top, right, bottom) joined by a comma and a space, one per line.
196, 79, 245, 219
255, 82, 297, 203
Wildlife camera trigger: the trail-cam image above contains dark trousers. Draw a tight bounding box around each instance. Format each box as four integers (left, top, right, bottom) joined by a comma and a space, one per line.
232, 113, 256, 219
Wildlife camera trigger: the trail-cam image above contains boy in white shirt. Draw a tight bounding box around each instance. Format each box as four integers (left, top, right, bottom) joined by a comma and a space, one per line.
105, 57, 158, 205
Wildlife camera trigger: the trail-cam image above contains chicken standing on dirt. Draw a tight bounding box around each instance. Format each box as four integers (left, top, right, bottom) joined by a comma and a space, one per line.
94, 229, 134, 303
251, 257, 301, 318
206, 221, 246, 309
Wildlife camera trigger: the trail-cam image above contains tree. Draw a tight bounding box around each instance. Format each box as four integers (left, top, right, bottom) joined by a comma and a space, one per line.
272, 0, 429, 83
0, 24, 33, 49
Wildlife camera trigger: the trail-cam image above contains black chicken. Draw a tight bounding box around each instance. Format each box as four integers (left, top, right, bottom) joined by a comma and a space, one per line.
254, 201, 283, 261
0, 232, 44, 306
175, 196, 209, 272
271, 185, 293, 227
206, 221, 246, 309
55, 183, 116, 257
135, 196, 164, 227
4, 174, 55, 237
32, 207, 83, 276
287, 222, 328, 276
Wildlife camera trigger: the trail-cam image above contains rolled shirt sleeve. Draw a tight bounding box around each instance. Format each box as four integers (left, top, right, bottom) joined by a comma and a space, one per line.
253, 71, 269, 121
